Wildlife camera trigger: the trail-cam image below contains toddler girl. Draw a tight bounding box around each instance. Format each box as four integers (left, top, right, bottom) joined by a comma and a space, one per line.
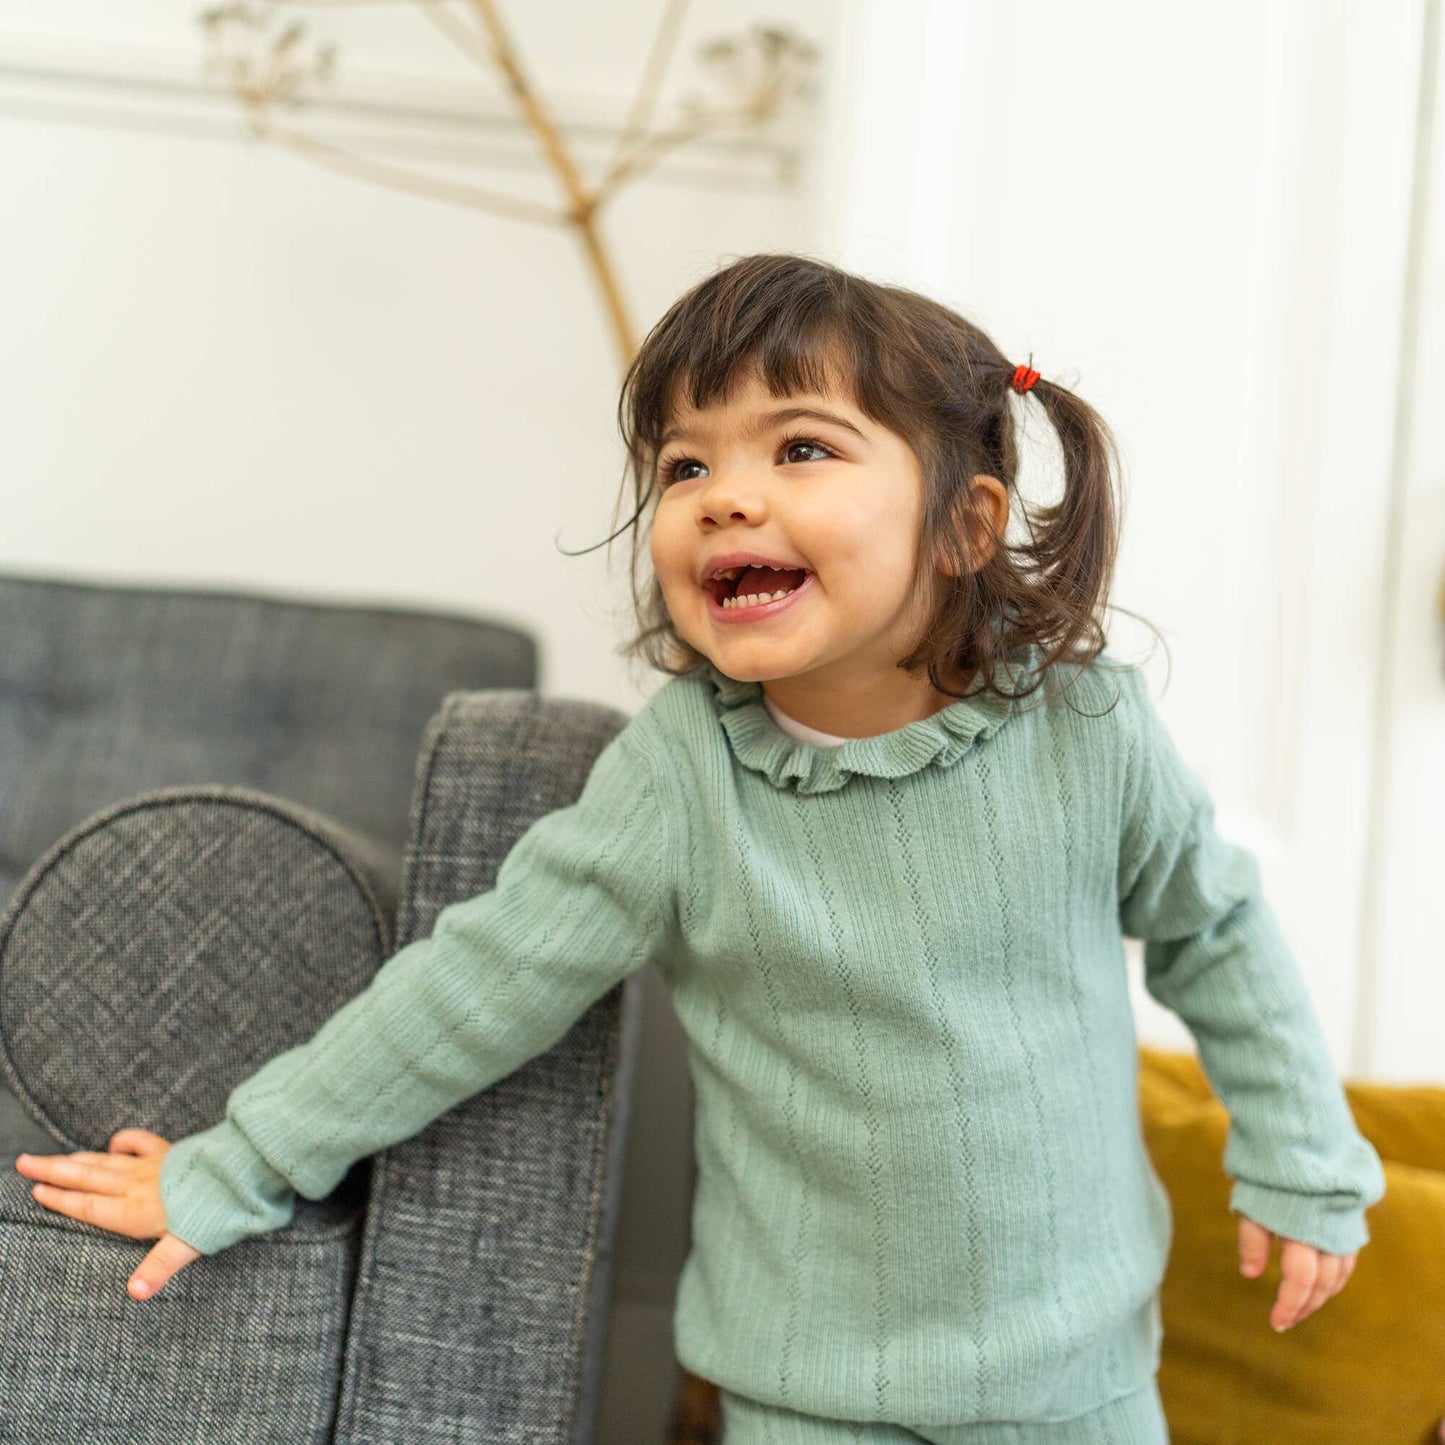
16, 253, 1386, 1444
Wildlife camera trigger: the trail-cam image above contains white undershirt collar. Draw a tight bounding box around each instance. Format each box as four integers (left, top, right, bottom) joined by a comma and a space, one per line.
761, 691, 850, 748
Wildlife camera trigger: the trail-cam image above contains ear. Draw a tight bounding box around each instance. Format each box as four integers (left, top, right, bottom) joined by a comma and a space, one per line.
939, 475, 1009, 576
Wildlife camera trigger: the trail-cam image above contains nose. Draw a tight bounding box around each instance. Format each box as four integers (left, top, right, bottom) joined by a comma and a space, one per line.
695, 467, 769, 527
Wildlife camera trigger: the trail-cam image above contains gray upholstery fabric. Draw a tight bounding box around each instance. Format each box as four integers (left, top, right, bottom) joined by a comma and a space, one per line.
0, 575, 640, 1443
0, 572, 536, 909
0, 787, 387, 1443
0, 571, 536, 1156
0, 787, 394, 1152
0, 1189, 364, 1444
333, 691, 644, 1445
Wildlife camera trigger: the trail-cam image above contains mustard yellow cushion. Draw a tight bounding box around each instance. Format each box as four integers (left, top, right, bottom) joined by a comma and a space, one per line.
1138, 1045, 1445, 1445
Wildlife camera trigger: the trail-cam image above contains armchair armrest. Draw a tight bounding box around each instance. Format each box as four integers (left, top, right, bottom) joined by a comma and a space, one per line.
334, 689, 648, 1445
0, 784, 398, 1442
0, 786, 396, 1154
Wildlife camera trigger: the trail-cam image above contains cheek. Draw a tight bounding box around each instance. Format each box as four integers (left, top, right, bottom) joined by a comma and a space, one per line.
648, 509, 680, 578
823, 527, 916, 607
649, 510, 696, 604
808, 486, 915, 574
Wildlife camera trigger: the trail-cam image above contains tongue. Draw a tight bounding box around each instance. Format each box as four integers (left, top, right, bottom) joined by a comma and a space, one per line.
736, 565, 806, 596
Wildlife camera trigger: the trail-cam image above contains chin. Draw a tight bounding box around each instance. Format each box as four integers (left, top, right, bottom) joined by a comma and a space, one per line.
704, 651, 805, 685
686, 614, 817, 684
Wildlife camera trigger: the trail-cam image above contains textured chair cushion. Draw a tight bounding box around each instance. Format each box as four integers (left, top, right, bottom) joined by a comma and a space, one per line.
0, 1178, 363, 1444
0, 784, 396, 1443
1139, 1044, 1445, 1445
0, 571, 536, 1158
0, 786, 394, 1150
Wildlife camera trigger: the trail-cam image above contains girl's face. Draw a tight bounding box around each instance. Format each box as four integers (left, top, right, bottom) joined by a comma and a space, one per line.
649, 368, 936, 696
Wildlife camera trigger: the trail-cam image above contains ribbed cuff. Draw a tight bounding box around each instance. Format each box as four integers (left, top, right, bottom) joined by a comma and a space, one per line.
158, 1117, 298, 1255
1229, 1178, 1376, 1256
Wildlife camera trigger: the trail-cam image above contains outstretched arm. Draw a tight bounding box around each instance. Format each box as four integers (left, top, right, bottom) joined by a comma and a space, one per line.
20, 722, 679, 1297
161, 724, 678, 1257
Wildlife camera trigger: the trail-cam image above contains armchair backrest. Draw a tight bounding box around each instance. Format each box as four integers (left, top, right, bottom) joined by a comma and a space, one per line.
0, 572, 536, 909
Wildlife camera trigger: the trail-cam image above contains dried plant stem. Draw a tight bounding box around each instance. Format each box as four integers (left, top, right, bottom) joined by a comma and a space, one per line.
223, 0, 806, 373
414, 0, 496, 67
604, 0, 689, 188
594, 97, 770, 205
465, 0, 635, 361
269, 125, 569, 226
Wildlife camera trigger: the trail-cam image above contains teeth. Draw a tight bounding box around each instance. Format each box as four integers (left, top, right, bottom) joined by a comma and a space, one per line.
722, 588, 797, 610
709, 564, 803, 582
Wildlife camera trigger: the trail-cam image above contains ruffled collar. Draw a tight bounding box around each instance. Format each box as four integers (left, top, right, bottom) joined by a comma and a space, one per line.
703, 646, 1039, 795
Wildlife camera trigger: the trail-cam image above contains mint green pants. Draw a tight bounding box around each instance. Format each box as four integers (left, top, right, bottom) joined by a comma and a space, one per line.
719, 1378, 1169, 1444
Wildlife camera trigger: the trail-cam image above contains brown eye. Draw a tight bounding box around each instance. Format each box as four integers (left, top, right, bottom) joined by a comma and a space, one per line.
782, 438, 832, 464
658, 455, 701, 487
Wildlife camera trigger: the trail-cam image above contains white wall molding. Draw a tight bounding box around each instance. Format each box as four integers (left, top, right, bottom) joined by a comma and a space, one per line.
0, 27, 808, 191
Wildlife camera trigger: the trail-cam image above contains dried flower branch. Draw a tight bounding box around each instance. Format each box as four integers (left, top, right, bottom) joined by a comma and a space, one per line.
198, 0, 817, 368
413, 0, 497, 68
199, 3, 338, 126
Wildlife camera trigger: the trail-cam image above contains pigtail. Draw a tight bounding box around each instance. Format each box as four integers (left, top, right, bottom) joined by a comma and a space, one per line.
1007, 373, 1123, 673
906, 356, 1132, 707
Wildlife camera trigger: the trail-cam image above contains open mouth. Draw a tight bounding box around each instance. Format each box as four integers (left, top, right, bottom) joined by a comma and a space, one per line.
703, 564, 813, 612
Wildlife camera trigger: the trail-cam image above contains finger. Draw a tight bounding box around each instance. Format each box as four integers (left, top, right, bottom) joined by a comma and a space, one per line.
1238, 1217, 1273, 1277
1323, 1254, 1353, 1301
128, 1233, 202, 1300
29, 1181, 148, 1237
16, 1153, 128, 1195
1333, 1254, 1356, 1296
109, 1130, 169, 1158
1299, 1255, 1341, 1321
1272, 1246, 1319, 1331
15, 1151, 112, 1173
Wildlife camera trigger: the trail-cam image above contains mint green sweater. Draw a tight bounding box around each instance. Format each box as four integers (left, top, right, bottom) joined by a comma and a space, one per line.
158, 646, 1385, 1428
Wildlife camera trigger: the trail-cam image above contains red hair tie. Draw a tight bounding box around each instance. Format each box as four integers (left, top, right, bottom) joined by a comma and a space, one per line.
1011, 355, 1041, 394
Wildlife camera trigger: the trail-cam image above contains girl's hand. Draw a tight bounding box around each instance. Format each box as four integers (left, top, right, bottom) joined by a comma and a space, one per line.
14, 1128, 202, 1300
1237, 1214, 1357, 1331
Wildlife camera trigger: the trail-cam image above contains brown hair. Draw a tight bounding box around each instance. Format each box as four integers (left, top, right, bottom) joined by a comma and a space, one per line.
567, 251, 1156, 705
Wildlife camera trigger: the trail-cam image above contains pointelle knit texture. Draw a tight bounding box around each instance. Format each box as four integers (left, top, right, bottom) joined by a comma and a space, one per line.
158, 645, 1386, 1428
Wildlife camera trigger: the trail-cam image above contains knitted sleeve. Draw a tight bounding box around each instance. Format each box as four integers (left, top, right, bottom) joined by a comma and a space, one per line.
158, 722, 678, 1257
1115, 665, 1386, 1256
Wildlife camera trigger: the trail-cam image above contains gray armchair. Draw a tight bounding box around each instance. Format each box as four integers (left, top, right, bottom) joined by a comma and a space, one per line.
0, 573, 646, 1443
